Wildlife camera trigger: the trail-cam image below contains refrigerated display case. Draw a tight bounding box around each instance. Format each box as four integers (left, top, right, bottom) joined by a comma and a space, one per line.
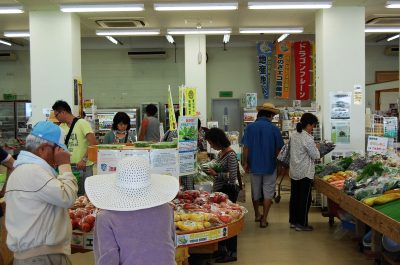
84, 108, 138, 143
0, 100, 31, 155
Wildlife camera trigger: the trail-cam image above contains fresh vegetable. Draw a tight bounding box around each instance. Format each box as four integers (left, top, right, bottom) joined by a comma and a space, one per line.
362, 193, 400, 206
150, 142, 177, 149
134, 141, 151, 148
357, 162, 384, 182
337, 157, 353, 170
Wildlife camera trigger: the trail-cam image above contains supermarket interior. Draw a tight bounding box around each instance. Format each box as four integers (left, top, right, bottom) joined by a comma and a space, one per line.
0, 0, 400, 264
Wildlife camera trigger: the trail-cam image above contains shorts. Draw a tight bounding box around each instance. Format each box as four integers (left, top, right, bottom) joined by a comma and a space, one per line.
250, 170, 277, 200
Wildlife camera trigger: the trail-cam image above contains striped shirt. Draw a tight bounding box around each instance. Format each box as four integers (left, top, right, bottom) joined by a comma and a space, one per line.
289, 131, 320, 180
213, 151, 238, 192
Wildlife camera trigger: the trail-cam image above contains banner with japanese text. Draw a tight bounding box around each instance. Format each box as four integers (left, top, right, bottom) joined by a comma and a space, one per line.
167, 86, 177, 130
312, 42, 316, 100
294, 41, 311, 100
275, 41, 291, 99
256, 42, 273, 99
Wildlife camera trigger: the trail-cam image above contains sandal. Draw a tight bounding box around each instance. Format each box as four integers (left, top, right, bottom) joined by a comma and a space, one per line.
254, 215, 263, 222
260, 220, 268, 228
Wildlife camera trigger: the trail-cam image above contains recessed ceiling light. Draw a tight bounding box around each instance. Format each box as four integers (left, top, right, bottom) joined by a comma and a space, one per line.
365, 26, 400, 33
239, 27, 303, 34
0, 40, 12, 46
154, 2, 238, 11
387, 34, 400, 41
4, 31, 30, 38
0, 5, 24, 14
96, 28, 160, 36
248, 1, 332, 9
60, 3, 144, 12
167, 28, 232, 35
386, 1, 400, 8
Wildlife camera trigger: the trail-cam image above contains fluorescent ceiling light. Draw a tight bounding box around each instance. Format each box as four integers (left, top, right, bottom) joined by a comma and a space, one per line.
386, 1, 400, 8
166, 35, 175, 43
0, 40, 12, 46
4, 31, 30, 38
277, 33, 290, 42
154, 2, 238, 11
167, 28, 232, 35
0, 5, 24, 14
96, 28, 160, 36
387, 34, 400, 41
248, 1, 332, 9
106, 36, 119, 45
239, 27, 303, 34
223, 34, 230, 43
60, 3, 144, 12
365, 26, 400, 33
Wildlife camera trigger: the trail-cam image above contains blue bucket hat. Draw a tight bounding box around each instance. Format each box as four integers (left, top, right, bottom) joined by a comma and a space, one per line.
31, 121, 68, 151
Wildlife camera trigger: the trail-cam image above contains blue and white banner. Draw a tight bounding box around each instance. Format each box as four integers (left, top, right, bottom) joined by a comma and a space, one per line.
256, 42, 273, 99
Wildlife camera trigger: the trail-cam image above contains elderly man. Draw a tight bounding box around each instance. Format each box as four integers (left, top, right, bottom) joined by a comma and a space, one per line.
242, 103, 284, 228
5, 121, 78, 265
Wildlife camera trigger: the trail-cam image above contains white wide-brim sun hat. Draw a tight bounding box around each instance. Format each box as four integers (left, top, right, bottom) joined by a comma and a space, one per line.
85, 156, 179, 211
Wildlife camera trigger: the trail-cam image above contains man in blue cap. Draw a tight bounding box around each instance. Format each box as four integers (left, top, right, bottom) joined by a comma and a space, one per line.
5, 121, 78, 265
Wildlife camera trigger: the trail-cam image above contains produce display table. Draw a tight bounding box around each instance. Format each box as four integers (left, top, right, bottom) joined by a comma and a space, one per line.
314, 178, 400, 244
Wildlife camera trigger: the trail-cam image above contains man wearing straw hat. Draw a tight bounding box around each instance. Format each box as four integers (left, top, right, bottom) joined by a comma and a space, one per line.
85, 156, 179, 265
5, 121, 78, 265
242, 103, 284, 228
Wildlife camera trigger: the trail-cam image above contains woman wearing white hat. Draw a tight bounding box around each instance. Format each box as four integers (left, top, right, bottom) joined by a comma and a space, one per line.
85, 156, 179, 265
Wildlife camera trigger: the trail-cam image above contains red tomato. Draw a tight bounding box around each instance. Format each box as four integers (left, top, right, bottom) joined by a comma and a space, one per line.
80, 222, 92, 233
71, 218, 80, 229
218, 215, 232, 224
84, 215, 96, 225
75, 209, 88, 218
69, 211, 75, 219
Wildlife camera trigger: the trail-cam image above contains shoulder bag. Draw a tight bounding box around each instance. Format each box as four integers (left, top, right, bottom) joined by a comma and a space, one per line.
277, 138, 290, 168
65, 117, 80, 147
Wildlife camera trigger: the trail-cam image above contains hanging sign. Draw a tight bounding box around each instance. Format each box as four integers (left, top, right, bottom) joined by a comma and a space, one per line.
178, 116, 198, 176
167, 86, 177, 130
256, 42, 273, 99
185, 87, 197, 117
367, 136, 388, 154
294, 41, 311, 100
275, 41, 292, 99
312, 42, 316, 100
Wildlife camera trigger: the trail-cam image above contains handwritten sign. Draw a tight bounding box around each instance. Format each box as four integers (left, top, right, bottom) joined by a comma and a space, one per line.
367, 136, 388, 154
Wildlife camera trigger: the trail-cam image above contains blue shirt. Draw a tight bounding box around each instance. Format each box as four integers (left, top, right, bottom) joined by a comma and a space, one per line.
242, 117, 284, 175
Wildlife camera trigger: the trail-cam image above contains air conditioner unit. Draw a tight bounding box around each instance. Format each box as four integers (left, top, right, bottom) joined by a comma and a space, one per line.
128, 50, 167, 59
384, 46, 399, 56
0, 52, 17, 61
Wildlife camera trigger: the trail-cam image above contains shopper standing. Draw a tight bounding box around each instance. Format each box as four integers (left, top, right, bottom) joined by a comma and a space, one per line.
0, 147, 15, 197
52, 100, 97, 195
205, 128, 243, 263
5, 121, 78, 265
242, 103, 284, 228
138, 104, 160, 142
289, 113, 320, 231
85, 156, 179, 265
103, 112, 136, 144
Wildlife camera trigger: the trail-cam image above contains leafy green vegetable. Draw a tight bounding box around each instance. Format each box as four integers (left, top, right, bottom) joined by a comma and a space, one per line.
179, 127, 197, 141
150, 142, 177, 149
357, 162, 384, 182
134, 141, 151, 148
337, 157, 353, 170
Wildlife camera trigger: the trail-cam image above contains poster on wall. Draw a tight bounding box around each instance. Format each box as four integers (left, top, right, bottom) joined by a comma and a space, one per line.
73, 79, 78, 106
178, 116, 198, 176
256, 42, 273, 99
383, 117, 398, 138
330, 92, 351, 119
353, 85, 363, 105
294, 41, 311, 100
331, 121, 351, 144
275, 41, 292, 99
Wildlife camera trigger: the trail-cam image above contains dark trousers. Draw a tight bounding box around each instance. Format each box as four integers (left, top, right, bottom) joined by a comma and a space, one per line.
289, 178, 313, 227
219, 184, 239, 256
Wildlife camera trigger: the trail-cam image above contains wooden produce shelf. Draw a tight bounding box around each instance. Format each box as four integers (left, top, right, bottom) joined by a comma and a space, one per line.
314, 178, 400, 243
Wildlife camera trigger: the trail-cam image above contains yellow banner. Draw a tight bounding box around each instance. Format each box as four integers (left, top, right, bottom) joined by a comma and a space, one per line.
184, 87, 197, 117
179, 87, 184, 116
275, 41, 292, 99
168, 87, 177, 130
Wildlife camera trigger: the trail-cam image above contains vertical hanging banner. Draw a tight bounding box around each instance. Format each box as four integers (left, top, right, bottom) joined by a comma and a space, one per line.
312, 42, 316, 100
294, 41, 311, 100
275, 41, 292, 99
256, 42, 273, 99
185, 87, 197, 117
167, 86, 177, 130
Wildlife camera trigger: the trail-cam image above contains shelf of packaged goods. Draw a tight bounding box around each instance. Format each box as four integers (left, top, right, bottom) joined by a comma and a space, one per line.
314, 178, 400, 244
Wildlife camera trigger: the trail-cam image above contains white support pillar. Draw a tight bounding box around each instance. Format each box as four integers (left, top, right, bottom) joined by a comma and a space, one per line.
316, 7, 366, 155
30, 11, 81, 124
185, 35, 207, 124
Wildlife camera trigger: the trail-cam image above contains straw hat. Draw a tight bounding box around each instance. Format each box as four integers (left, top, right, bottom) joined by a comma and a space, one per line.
48, 111, 59, 123
85, 156, 179, 211
256, 102, 280, 114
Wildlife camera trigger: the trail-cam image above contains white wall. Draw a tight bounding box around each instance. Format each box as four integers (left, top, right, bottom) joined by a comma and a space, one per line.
366, 45, 399, 84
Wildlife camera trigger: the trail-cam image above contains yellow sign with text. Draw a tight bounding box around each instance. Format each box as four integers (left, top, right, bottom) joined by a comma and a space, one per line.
184, 87, 197, 117
176, 227, 228, 247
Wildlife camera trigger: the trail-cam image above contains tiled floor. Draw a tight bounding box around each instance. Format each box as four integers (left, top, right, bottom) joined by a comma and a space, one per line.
71, 179, 371, 265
